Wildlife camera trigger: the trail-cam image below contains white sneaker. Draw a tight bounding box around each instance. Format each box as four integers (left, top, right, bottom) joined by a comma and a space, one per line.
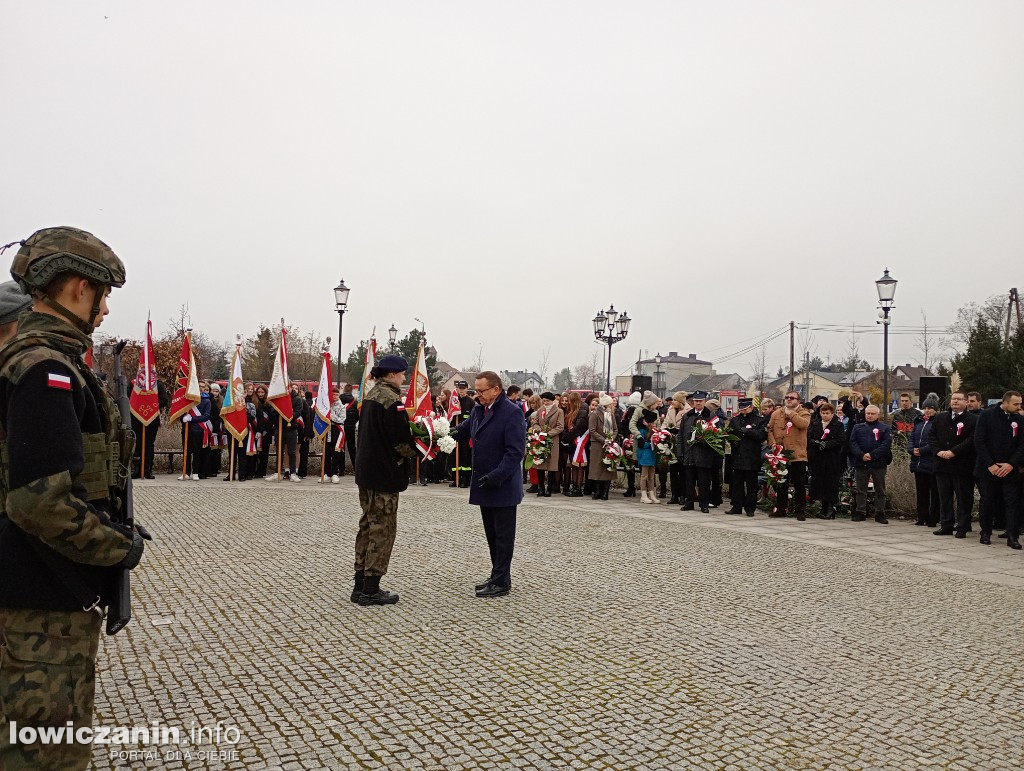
331, 475, 340, 484
191, 474, 200, 481
177, 475, 186, 481
265, 474, 277, 481
291, 474, 301, 483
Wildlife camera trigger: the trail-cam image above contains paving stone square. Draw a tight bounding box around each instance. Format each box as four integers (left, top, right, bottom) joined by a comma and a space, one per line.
94, 479, 1024, 769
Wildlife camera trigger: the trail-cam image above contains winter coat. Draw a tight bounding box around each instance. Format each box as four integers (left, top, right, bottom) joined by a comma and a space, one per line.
767, 406, 811, 463
679, 407, 717, 469
636, 428, 657, 467
908, 416, 936, 474
927, 410, 977, 476
354, 380, 415, 493
450, 392, 527, 507
973, 404, 1024, 476
848, 420, 893, 469
530, 404, 564, 471
186, 395, 212, 436
808, 417, 846, 502
588, 407, 616, 481
728, 411, 768, 472
565, 407, 590, 467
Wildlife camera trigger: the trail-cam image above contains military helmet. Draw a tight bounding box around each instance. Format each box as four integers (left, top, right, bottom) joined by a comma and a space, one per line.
10, 226, 125, 295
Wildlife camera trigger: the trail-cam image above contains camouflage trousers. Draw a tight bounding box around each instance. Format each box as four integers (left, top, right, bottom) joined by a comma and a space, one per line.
0, 607, 102, 770
355, 488, 400, 577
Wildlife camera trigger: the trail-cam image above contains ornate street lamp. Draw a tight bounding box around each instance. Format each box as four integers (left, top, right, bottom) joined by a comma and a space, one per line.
654, 353, 663, 398
875, 269, 897, 417
593, 306, 630, 392
334, 279, 350, 388
388, 324, 398, 351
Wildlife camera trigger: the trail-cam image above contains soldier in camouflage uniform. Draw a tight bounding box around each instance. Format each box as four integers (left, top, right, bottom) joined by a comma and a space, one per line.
0, 227, 147, 770
353, 354, 416, 606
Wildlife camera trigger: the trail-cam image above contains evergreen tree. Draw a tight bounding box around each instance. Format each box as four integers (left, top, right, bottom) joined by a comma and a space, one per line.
953, 318, 1007, 399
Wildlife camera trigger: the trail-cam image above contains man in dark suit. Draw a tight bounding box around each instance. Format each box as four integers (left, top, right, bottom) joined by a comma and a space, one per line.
974, 391, 1024, 549
449, 371, 527, 598
930, 391, 979, 537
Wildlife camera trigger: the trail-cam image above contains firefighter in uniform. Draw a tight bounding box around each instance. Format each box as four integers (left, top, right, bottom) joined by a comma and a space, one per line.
352, 354, 415, 606
0, 227, 147, 770
449, 379, 474, 487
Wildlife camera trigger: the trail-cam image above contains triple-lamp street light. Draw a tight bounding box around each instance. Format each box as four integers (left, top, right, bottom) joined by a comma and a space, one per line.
875, 268, 897, 418
334, 279, 350, 388
593, 305, 631, 392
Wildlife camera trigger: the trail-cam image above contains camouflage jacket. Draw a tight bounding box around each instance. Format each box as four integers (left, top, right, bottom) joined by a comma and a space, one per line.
354, 380, 416, 493
0, 311, 140, 612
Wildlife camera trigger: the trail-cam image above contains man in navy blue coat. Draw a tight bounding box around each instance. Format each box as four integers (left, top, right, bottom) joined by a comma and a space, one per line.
449, 371, 527, 597
974, 391, 1024, 548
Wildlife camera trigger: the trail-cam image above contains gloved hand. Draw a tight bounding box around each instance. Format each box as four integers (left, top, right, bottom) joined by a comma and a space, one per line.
182, 415, 192, 423
477, 474, 496, 489
135, 522, 154, 541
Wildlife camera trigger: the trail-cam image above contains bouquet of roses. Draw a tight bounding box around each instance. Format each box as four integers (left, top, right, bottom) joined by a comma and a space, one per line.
409, 413, 456, 458
602, 440, 623, 469
620, 435, 636, 470
762, 443, 795, 486
688, 418, 738, 457
524, 431, 553, 469
650, 427, 676, 465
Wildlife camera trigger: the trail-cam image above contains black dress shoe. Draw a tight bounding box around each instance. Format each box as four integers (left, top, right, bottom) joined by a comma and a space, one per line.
874, 515, 888, 525
725, 507, 742, 515
999, 531, 1009, 539
768, 511, 786, 518
914, 521, 927, 526
144, 474, 155, 480
745, 511, 755, 517
1009, 538, 1022, 550
680, 504, 694, 511
476, 583, 510, 598
526, 485, 539, 493
954, 531, 967, 539
933, 527, 954, 535
980, 534, 992, 545
700, 507, 710, 513
851, 514, 866, 522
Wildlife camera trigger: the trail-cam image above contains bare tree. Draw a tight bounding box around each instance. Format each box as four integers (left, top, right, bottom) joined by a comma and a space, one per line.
537, 347, 551, 388
467, 343, 485, 373
572, 351, 603, 391
748, 345, 768, 396
946, 293, 1007, 354
916, 310, 933, 370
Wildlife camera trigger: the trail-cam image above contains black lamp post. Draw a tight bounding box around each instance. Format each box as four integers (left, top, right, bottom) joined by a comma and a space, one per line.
593, 305, 631, 392
654, 353, 663, 398
388, 324, 398, 351
334, 279, 350, 388
875, 269, 897, 418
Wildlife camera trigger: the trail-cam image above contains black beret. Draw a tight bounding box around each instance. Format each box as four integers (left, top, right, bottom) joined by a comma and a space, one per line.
540, 391, 555, 401
376, 354, 408, 373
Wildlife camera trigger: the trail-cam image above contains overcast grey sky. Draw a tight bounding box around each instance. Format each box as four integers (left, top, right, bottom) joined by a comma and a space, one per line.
2, 1, 1021, 379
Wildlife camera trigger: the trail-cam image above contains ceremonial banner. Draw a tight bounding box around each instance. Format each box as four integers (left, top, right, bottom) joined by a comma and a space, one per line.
448, 389, 461, 419
267, 326, 293, 422
312, 351, 333, 439
404, 343, 431, 420
358, 337, 377, 407
220, 343, 249, 442
129, 318, 160, 426
169, 331, 201, 423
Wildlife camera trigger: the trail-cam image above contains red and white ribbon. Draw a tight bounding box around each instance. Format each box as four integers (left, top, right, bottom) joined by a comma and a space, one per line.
956, 422, 964, 437
414, 415, 437, 460
572, 430, 590, 465
785, 421, 793, 436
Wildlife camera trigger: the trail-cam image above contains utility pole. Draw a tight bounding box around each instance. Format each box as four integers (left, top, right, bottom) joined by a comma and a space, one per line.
803, 350, 810, 399
789, 321, 795, 391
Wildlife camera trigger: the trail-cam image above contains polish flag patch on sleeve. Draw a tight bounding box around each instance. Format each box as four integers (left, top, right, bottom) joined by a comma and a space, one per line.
47, 373, 72, 391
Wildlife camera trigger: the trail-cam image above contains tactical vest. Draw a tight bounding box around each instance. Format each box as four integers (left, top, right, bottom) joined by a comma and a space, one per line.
0, 332, 133, 512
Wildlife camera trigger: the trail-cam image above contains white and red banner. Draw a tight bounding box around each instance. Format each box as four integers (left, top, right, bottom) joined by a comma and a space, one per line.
573, 430, 590, 465
169, 331, 201, 423
312, 351, 333, 440
448, 390, 461, 421
358, 337, 377, 407
129, 318, 160, 426
404, 343, 431, 421
220, 342, 249, 442
267, 325, 293, 422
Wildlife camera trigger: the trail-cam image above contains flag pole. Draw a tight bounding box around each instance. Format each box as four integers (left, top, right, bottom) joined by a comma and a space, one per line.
182, 425, 189, 479
277, 415, 283, 480
140, 425, 146, 479
454, 415, 460, 488
416, 457, 421, 484
229, 440, 235, 482
320, 435, 327, 483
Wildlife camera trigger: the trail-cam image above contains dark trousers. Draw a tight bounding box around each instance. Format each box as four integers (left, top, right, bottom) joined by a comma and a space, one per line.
913, 472, 940, 526
775, 461, 808, 515
657, 464, 668, 496
977, 473, 1022, 538
684, 466, 712, 508
669, 462, 683, 501
936, 473, 974, 532
346, 427, 358, 475
854, 467, 887, 516
257, 434, 272, 477
324, 440, 344, 477
710, 456, 724, 506
298, 438, 310, 477
131, 417, 158, 477
480, 505, 517, 588
731, 468, 759, 513
183, 429, 204, 476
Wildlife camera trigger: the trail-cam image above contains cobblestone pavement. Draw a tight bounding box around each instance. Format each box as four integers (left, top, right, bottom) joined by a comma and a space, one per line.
94, 478, 1024, 769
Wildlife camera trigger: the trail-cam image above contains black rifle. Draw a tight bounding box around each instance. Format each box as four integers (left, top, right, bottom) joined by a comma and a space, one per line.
107, 340, 144, 635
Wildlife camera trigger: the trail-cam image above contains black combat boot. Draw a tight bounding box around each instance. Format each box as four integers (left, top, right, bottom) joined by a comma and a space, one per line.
350, 571, 364, 603
601, 481, 610, 500
623, 470, 636, 497
537, 474, 547, 496
540, 472, 554, 497
358, 575, 399, 606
